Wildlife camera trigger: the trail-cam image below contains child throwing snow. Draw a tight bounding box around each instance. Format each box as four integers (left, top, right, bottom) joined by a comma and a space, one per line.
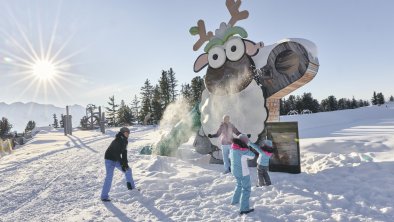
229, 134, 255, 215
248, 140, 275, 186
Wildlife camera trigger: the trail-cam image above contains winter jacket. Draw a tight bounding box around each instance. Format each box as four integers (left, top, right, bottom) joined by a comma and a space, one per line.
230, 139, 255, 177
211, 122, 241, 145
104, 132, 128, 165
248, 142, 273, 167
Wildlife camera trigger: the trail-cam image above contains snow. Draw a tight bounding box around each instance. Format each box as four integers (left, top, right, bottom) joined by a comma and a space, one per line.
1, 104, 394, 221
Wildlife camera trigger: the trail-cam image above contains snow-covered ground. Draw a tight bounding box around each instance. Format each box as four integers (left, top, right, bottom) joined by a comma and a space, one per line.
1, 103, 394, 221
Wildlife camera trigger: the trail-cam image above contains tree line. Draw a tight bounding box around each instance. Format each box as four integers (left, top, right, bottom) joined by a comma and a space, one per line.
104, 68, 205, 126
280, 91, 392, 115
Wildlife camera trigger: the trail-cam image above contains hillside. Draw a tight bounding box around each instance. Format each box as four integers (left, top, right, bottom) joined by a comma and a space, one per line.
0, 102, 86, 132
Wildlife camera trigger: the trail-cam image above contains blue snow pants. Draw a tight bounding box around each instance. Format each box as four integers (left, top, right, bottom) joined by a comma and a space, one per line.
101, 159, 135, 199
222, 145, 231, 172
231, 175, 252, 212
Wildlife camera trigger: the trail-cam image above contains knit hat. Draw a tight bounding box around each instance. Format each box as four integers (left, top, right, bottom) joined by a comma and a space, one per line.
238, 134, 249, 144
120, 127, 130, 134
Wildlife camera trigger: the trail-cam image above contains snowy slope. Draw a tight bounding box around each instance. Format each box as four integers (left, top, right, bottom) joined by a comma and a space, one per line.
0, 104, 393, 221
0, 102, 85, 132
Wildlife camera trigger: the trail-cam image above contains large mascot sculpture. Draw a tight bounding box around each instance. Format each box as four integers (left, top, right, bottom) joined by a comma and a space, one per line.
191, 0, 319, 152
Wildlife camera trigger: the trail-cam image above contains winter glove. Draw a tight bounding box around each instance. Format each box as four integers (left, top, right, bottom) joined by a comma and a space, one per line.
121, 163, 130, 172
207, 134, 213, 138
247, 134, 251, 138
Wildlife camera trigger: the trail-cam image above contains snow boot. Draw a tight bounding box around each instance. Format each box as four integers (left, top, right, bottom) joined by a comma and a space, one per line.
127, 182, 133, 190
240, 208, 254, 215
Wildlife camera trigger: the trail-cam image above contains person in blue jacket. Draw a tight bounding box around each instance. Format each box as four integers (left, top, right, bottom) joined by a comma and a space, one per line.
248, 140, 275, 186
229, 134, 255, 215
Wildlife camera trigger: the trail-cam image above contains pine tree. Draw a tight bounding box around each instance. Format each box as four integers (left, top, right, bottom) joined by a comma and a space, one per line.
60, 114, 64, 128
377, 92, 385, 105
131, 95, 140, 124
167, 68, 178, 102
159, 70, 171, 108
139, 79, 154, 123
0, 117, 12, 137
106, 95, 119, 126
294, 95, 301, 113
118, 100, 134, 126
151, 85, 163, 124
358, 99, 364, 108
180, 83, 192, 105
299, 93, 319, 113
390, 95, 394, 102
53, 114, 59, 128
286, 95, 297, 113
372, 91, 378, 105
25, 120, 36, 132
351, 96, 358, 109
190, 76, 205, 105
338, 98, 347, 110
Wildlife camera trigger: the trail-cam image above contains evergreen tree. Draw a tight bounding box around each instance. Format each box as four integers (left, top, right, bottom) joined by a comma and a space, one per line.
167, 68, 178, 102
118, 100, 134, 126
363, 100, 370, 106
53, 114, 59, 128
190, 76, 205, 105
351, 96, 358, 109
338, 98, 347, 110
0, 117, 12, 137
390, 95, 394, 102
372, 91, 378, 105
60, 114, 64, 128
159, 70, 171, 108
358, 99, 364, 108
139, 79, 154, 123
106, 95, 119, 126
25, 120, 36, 132
300, 92, 319, 113
377, 92, 385, 105
180, 83, 193, 105
151, 85, 163, 124
286, 95, 297, 113
131, 95, 140, 124
320, 95, 338, 111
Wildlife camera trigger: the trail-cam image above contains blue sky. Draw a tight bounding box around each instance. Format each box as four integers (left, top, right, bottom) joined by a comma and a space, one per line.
0, 0, 393, 108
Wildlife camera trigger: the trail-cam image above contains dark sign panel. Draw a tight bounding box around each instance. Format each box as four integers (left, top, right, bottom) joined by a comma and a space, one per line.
261, 122, 301, 174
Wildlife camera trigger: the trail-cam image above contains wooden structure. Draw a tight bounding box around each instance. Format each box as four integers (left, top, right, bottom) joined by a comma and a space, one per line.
257, 41, 319, 122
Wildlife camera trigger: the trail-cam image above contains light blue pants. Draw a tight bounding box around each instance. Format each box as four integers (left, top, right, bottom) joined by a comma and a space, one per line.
101, 159, 135, 199
231, 175, 252, 212
221, 145, 231, 171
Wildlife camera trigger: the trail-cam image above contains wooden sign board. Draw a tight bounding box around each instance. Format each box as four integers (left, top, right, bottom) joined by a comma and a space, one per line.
261, 121, 301, 174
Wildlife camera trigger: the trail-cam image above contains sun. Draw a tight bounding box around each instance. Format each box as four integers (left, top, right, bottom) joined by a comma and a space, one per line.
31, 59, 58, 80
2, 6, 87, 104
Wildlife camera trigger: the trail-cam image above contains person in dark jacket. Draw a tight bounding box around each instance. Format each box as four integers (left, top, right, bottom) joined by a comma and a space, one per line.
101, 127, 136, 201
208, 115, 242, 174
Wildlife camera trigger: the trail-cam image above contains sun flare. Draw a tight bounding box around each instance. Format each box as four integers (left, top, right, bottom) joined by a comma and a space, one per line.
31, 59, 58, 80
1, 7, 86, 103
